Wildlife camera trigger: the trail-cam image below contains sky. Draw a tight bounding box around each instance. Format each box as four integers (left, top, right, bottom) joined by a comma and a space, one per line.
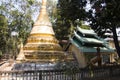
2, 0, 120, 36
32, 0, 58, 21
0, 0, 92, 26
0, 0, 90, 21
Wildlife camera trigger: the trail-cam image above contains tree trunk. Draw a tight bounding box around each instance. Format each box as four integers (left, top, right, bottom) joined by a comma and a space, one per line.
112, 27, 120, 57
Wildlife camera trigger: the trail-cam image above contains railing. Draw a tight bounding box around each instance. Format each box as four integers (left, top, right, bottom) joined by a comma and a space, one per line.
0, 65, 120, 80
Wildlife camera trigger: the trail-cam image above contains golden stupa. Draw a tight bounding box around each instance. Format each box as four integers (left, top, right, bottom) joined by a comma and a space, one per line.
17, 0, 71, 63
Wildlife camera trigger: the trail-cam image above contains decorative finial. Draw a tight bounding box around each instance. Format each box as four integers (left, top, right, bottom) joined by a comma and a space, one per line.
31, 0, 54, 34
42, 0, 47, 6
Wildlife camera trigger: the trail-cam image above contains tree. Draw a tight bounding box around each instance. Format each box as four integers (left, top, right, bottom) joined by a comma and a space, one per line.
87, 0, 120, 57
53, 0, 87, 40
0, 14, 8, 53
0, 0, 41, 56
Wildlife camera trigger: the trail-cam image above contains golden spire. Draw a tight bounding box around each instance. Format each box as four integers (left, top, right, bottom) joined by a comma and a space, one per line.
16, 41, 25, 62
31, 0, 54, 35
42, 0, 47, 5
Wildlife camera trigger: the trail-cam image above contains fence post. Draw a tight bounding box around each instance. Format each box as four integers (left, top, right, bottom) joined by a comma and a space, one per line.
109, 66, 113, 77
39, 71, 42, 80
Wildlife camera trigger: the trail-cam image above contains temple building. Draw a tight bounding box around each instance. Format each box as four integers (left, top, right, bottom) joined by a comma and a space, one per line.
65, 25, 115, 68
16, 0, 73, 63
104, 28, 120, 49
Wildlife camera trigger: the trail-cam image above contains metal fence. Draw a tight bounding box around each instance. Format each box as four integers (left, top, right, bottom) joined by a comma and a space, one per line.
0, 65, 120, 80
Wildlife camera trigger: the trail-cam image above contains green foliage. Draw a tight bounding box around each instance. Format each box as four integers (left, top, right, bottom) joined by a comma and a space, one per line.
53, 16, 71, 40
88, 0, 120, 57
88, 0, 120, 36
53, 0, 87, 40
58, 0, 87, 23
0, 50, 2, 56
9, 10, 33, 43
0, 14, 8, 53
80, 25, 91, 30
27, 0, 35, 5
0, 0, 40, 56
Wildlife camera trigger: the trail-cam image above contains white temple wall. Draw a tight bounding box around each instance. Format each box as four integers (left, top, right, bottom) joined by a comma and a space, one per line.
68, 44, 87, 68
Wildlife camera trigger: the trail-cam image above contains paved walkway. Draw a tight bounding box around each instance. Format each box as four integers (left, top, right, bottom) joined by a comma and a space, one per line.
0, 60, 15, 71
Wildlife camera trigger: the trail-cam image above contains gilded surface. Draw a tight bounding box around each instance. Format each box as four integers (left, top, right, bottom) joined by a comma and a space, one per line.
23, 46, 62, 51
17, 0, 70, 62
27, 38, 58, 44
30, 33, 54, 36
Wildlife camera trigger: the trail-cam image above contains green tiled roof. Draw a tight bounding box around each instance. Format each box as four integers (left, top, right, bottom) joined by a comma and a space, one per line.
70, 38, 114, 53
77, 26, 96, 35
69, 27, 115, 53
74, 31, 103, 45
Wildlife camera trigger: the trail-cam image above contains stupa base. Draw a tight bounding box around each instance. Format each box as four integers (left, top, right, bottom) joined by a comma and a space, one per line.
12, 62, 58, 71
12, 59, 77, 71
